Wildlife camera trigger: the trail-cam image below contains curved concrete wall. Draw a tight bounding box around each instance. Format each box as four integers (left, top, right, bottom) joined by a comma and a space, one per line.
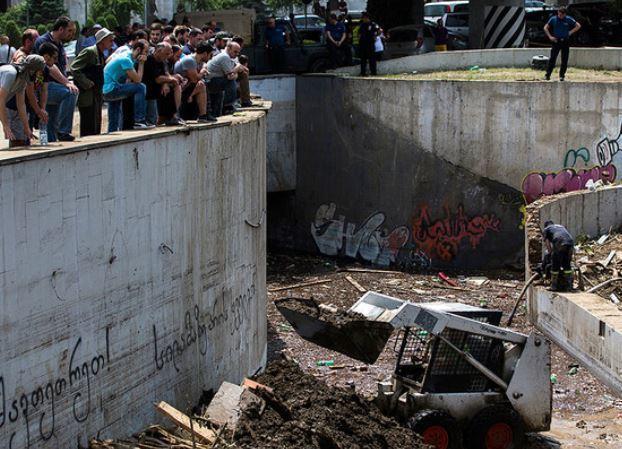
526, 186, 622, 394
290, 74, 622, 269
334, 47, 622, 76
0, 114, 267, 448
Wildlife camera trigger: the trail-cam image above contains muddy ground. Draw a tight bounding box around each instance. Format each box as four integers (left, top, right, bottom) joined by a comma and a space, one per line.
267, 251, 622, 449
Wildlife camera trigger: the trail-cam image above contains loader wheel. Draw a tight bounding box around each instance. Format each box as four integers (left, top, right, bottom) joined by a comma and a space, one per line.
465, 405, 525, 449
409, 409, 460, 449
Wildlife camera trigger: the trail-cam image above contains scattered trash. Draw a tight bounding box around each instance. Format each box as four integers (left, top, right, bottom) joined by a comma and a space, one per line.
277, 323, 294, 332
568, 366, 579, 376
468, 65, 480, 71
465, 276, 490, 288
345, 275, 367, 293
438, 272, 458, 287
550, 373, 558, 384
155, 401, 217, 444
597, 234, 609, 245
611, 293, 620, 305
268, 278, 333, 292
316, 360, 335, 367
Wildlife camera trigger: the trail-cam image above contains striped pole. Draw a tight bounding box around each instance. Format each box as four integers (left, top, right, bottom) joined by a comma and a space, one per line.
484, 5, 526, 48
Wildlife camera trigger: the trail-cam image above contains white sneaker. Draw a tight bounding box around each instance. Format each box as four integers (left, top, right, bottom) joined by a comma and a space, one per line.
133, 122, 155, 130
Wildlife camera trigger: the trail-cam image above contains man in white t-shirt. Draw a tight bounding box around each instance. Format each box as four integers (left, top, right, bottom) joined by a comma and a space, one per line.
206, 41, 246, 116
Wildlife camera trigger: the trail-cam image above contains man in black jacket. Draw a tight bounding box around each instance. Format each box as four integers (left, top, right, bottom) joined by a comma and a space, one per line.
358, 11, 379, 76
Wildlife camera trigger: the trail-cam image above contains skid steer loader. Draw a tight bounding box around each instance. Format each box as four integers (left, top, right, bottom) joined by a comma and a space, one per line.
276, 291, 552, 449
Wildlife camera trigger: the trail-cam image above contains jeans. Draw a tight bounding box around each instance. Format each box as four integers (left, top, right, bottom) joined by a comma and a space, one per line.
546, 40, 570, 78
46, 82, 77, 141
103, 83, 147, 132
360, 48, 377, 76
208, 77, 237, 117
146, 99, 158, 126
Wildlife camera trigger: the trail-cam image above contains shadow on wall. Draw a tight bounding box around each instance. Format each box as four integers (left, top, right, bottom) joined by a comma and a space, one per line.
291, 76, 526, 271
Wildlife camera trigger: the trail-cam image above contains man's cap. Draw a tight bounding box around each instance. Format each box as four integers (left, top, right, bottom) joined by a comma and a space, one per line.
96, 27, 114, 44
215, 31, 230, 39
544, 220, 554, 228
92, 24, 103, 30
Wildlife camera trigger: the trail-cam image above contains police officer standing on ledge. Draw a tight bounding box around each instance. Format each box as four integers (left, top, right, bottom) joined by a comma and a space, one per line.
543, 220, 575, 291
543, 7, 581, 81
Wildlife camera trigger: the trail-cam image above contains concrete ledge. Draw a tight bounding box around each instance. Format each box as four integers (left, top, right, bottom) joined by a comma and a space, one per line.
333, 47, 622, 76
0, 104, 271, 166
529, 287, 622, 393
526, 185, 622, 395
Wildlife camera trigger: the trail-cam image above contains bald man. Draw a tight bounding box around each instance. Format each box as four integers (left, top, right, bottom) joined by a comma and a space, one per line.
206, 41, 247, 116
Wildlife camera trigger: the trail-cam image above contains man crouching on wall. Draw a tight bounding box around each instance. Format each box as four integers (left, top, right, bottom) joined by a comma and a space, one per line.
543, 220, 575, 291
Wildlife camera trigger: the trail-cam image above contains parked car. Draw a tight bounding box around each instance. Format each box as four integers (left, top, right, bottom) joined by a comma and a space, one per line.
241, 18, 331, 74
525, 0, 546, 12
383, 20, 468, 60
286, 14, 326, 42
442, 12, 469, 38
424, 1, 469, 22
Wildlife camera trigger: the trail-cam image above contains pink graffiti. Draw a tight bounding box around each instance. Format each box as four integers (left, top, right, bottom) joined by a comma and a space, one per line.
522, 165, 616, 204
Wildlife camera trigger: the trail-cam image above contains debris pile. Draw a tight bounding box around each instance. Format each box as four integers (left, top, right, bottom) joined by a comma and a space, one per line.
89, 358, 426, 449
575, 232, 622, 304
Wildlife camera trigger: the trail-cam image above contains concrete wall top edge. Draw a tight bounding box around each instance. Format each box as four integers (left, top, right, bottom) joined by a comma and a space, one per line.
332, 47, 622, 76
0, 107, 270, 167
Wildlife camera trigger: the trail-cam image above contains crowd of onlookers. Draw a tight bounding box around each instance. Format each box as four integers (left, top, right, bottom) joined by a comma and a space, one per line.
0, 15, 254, 148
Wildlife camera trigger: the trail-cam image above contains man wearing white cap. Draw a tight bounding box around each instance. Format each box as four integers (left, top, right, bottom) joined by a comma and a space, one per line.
70, 27, 115, 136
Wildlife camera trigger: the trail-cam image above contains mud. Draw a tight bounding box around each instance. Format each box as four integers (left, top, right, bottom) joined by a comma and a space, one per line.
234, 358, 427, 449
276, 297, 367, 326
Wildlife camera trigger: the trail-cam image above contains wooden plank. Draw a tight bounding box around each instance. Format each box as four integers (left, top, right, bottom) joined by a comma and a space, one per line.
242, 378, 274, 394
268, 278, 332, 292
338, 267, 402, 275
345, 275, 366, 293
154, 401, 217, 443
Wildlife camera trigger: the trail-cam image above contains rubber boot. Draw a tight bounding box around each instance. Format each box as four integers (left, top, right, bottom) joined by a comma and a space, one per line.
551, 271, 561, 291
562, 270, 574, 292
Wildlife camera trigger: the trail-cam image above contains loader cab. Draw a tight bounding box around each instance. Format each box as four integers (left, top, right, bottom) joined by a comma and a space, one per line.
393, 306, 504, 393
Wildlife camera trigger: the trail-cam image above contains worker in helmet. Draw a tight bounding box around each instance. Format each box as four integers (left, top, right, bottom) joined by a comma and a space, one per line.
542, 220, 574, 291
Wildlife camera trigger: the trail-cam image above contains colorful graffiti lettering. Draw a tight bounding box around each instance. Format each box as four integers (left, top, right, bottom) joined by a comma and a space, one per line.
311, 203, 410, 266
411, 205, 501, 262
596, 122, 622, 168
522, 165, 616, 204
563, 147, 590, 168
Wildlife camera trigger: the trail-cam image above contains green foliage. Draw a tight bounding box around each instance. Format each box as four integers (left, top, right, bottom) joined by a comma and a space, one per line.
90, 0, 142, 28
37, 24, 48, 34
84, 17, 95, 29
189, 0, 254, 12
4, 20, 22, 48
95, 17, 109, 29
105, 14, 119, 29
24, 0, 66, 27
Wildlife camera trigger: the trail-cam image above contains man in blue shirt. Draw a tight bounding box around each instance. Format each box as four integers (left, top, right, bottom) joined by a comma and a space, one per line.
103, 39, 153, 132
325, 14, 346, 68
264, 17, 290, 73
544, 7, 581, 81
35, 16, 78, 142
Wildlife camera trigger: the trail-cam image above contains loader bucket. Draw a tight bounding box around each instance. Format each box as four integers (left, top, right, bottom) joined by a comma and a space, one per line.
275, 297, 394, 364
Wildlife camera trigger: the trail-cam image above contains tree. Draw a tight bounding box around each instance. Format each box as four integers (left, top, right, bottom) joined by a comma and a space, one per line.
90, 0, 142, 28
23, 0, 66, 27
4, 20, 22, 49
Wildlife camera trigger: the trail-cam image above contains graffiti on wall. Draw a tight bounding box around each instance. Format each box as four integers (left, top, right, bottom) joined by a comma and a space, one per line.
522, 165, 616, 204
523, 121, 622, 204
311, 203, 410, 266
412, 205, 501, 262
311, 203, 502, 267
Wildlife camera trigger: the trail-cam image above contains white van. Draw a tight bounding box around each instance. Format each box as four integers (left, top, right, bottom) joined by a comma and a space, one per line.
424, 1, 469, 22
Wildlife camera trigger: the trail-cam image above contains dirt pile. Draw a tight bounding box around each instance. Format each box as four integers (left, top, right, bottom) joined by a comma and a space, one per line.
575, 232, 622, 303
277, 297, 367, 326
234, 359, 426, 449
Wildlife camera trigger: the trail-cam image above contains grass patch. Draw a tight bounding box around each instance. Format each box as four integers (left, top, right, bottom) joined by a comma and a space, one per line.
383, 67, 622, 82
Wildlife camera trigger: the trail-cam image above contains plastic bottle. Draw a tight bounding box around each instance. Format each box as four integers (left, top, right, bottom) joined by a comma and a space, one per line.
316, 360, 335, 367
39, 126, 48, 146
550, 374, 558, 384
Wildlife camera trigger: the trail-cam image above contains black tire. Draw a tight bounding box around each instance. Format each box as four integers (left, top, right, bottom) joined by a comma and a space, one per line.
409, 409, 461, 449
464, 405, 525, 449
309, 58, 330, 73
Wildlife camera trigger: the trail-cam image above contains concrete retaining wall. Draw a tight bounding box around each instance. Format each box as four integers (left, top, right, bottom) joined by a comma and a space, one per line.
293, 75, 525, 270
0, 114, 268, 448
334, 47, 622, 76
250, 75, 297, 192
526, 186, 622, 395
286, 73, 622, 269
